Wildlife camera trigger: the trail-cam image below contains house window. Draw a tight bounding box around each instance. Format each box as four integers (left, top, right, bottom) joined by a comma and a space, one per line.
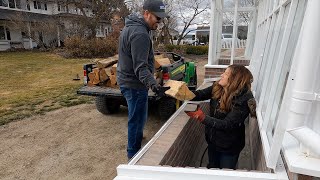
58, 4, 66, 12
43, 3, 47, 10
105, 28, 108, 36
0, 0, 9, 7
96, 25, 103, 36
0, 26, 10, 40
6, 28, 11, 40
0, 26, 5, 40
8, 0, 15, 8
33, 1, 40, 9
21, 32, 28, 38
15, 0, 20, 8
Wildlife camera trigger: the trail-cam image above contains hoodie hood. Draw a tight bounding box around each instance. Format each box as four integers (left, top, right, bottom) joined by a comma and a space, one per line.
125, 13, 150, 32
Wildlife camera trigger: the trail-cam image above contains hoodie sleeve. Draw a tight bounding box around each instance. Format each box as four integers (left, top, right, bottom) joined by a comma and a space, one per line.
192, 86, 213, 101
130, 33, 157, 89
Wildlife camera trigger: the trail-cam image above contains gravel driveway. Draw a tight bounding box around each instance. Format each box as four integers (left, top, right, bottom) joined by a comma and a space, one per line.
0, 56, 207, 180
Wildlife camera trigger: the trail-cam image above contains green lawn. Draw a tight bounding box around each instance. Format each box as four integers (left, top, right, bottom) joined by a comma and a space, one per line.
0, 51, 94, 125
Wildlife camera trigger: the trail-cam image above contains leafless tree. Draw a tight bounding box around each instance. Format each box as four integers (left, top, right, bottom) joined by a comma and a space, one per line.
124, 0, 144, 13
171, 0, 210, 45
223, 0, 255, 26
124, 0, 208, 46
7, 0, 128, 48
63, 0, 129, 38
8, 12, 59, 48
123, 0, 178, 46
153, 0, 179, 46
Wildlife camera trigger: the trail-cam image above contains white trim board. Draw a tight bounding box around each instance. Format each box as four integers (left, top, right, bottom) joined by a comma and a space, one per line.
115, 164, 287, 180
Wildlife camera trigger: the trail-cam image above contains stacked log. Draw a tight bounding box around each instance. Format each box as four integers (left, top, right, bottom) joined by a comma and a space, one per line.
154, 54, 171, 69
96, 54, 119, 68
87, 54, 172, 89
87, 55, 119, 88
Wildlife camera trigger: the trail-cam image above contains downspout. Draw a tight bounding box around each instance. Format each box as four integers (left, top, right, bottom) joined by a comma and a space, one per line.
286, 0, 320, 157
287, 127, 320, 157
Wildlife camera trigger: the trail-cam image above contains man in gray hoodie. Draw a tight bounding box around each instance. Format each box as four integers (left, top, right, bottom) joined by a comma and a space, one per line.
117, 0, 168, 159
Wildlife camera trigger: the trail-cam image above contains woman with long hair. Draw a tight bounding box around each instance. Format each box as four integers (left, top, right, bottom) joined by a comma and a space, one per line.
186, 64, 256, 169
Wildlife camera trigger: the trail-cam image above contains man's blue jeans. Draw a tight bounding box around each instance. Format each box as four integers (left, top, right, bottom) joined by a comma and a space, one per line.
120, 87, 148, 158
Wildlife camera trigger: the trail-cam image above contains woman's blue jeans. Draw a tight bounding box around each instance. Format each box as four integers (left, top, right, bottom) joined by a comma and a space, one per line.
120, 87, 148, 159
207, 144, 240, 169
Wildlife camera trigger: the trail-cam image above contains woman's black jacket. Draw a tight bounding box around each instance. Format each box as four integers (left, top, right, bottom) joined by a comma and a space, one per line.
192, 85, 254, 154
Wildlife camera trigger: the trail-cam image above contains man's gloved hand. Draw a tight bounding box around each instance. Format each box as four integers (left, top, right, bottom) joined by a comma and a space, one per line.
185, 106, 205, 122
151, 84, 170, 98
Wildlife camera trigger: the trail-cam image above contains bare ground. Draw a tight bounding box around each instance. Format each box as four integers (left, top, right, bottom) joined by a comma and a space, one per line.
0, 56, 208, 180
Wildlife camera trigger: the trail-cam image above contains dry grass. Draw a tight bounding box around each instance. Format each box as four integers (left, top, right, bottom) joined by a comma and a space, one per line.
0, 51, 94, 125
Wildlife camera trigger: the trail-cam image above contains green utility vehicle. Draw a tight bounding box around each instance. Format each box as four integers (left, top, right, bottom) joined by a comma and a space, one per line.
77, 52, 197, 120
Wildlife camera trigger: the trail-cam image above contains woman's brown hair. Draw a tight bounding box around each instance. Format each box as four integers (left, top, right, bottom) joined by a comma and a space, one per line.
212, 65, 253, 112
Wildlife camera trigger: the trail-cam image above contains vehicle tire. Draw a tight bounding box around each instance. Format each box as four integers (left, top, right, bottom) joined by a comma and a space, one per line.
95, 96, 120, 115
188, 68, 197, 88
192, 68, 198, 87
157, 97, 177, 120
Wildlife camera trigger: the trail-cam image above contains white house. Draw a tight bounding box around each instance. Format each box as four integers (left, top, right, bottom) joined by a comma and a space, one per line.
0, 0, 112, 51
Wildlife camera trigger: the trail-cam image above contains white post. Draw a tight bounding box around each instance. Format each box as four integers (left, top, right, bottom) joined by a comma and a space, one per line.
216, 0, 223, 59
286, 0, 320, 156
230, 0, 239, 65
208, 0, 217, 65
195, 30, 198, 46
57, 25, 61, 47
27, 22, 33, 49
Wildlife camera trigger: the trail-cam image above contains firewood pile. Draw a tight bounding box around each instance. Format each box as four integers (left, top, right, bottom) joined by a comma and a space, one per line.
87, 54, 172, 89
87, 55, 119, 88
